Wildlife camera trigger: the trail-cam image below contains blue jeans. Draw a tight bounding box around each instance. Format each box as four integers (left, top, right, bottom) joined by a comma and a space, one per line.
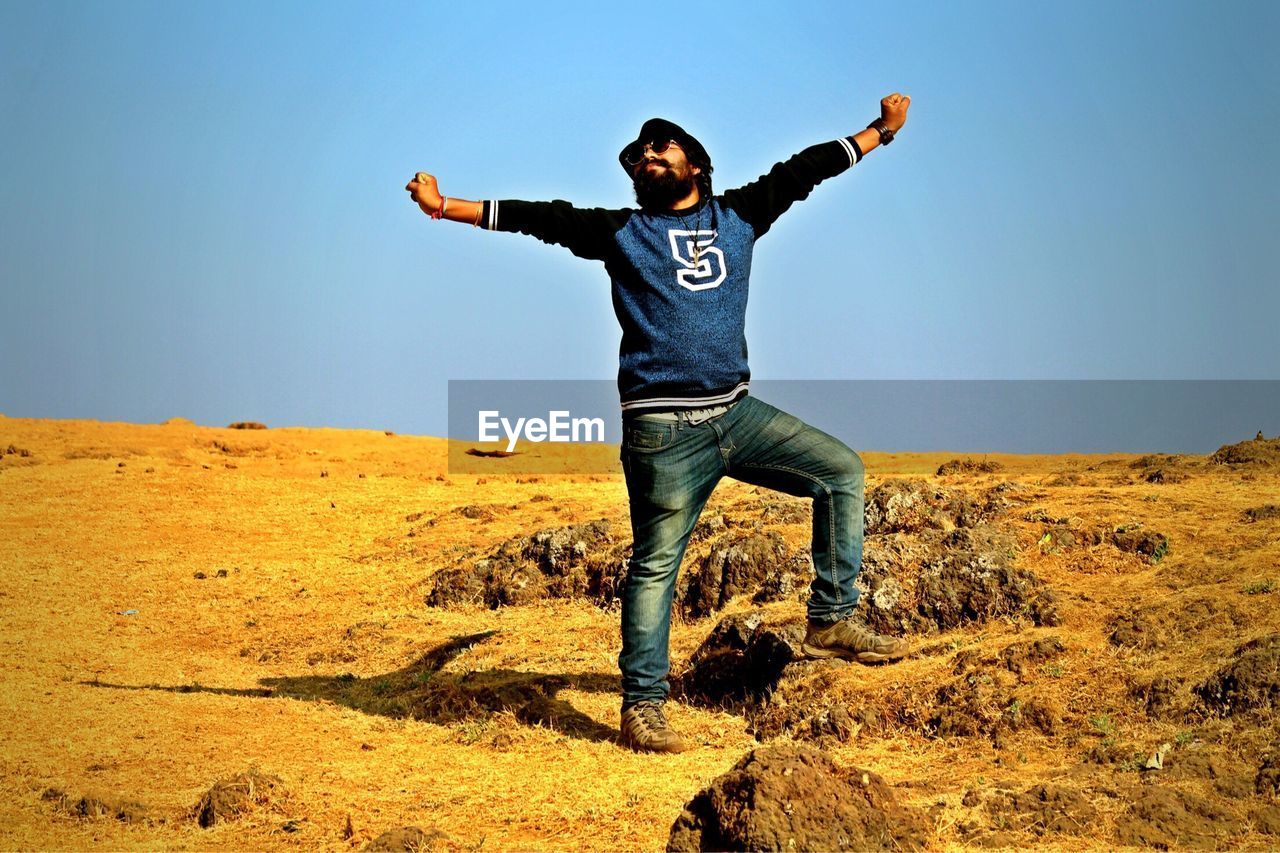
618, 395, 865, 708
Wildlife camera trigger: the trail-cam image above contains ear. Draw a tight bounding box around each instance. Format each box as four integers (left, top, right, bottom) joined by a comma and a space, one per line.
691, 164, 702, 176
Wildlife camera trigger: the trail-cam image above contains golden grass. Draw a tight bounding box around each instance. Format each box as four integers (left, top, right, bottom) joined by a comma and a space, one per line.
0, 414, 1277, 850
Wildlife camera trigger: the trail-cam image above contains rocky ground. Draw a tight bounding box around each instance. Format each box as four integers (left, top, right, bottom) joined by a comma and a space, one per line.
1, 415, 1278, 850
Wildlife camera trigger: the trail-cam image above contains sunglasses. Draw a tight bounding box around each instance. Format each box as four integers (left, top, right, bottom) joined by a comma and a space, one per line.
622, 139, 683, 166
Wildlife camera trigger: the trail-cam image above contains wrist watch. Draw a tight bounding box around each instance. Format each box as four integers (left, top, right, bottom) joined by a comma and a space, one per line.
868, 118, 896, 146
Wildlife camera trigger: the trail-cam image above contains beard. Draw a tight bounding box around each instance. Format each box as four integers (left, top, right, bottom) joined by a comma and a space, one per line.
632, 164, 697, 210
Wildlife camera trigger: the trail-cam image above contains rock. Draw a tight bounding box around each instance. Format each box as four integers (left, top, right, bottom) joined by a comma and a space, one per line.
666, 744, 931, 852
193, 768, 285, 828
1194, 634, 1280, 716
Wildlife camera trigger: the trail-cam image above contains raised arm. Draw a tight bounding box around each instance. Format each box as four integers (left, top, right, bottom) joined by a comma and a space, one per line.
405, 172, 485, 225
404, 172, 628, 261
721, 93, 911, 238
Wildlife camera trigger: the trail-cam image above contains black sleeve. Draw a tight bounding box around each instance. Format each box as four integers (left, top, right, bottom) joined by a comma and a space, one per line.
479, 199, 629, 262
719, 137, 862, 238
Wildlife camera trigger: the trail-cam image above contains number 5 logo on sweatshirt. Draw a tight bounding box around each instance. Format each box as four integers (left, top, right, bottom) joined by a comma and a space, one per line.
668, 229, 727, 291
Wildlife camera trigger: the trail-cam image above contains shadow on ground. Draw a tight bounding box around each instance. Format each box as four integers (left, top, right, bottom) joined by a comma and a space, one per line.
83, 631, 621, 743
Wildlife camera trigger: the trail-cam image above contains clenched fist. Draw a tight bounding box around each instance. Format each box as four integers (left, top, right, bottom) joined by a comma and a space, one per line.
405, 171, 443, 215
880, 93, 911, 132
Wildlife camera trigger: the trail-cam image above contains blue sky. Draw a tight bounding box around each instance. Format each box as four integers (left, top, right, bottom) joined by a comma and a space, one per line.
1, 1, 1276, 436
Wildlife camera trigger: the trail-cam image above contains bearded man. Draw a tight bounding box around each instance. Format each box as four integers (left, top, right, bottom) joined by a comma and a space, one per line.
407, 93, 912, 752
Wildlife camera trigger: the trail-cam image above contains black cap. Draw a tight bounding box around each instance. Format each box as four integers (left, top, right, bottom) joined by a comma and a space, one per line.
619, 117, 713, 180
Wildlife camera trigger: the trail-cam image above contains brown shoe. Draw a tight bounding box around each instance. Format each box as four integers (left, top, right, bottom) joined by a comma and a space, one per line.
801, 615, 910, 663
620, 701, 689, 753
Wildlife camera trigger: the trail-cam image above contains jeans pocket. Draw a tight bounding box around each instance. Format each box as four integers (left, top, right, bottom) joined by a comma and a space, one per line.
623, 421, 674, 453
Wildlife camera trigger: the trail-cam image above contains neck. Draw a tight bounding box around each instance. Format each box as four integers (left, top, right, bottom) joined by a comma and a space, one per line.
668, 185, 701, 211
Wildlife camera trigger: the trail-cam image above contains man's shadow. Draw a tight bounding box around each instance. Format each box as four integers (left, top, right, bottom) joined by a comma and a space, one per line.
83, 631, 622, 743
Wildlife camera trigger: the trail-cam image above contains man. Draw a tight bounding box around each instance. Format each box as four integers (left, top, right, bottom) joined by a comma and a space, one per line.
406, 94, 912, 753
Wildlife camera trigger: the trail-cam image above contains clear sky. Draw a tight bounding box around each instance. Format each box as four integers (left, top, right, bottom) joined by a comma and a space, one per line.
1, 0, 1276, 437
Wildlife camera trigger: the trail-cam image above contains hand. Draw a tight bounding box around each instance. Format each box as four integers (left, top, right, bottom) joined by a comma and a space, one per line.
405, 171, 444, 215
880, 93, 911, 132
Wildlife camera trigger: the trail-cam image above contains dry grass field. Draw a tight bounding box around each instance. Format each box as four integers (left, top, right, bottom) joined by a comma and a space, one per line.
1, 413, 1278, 850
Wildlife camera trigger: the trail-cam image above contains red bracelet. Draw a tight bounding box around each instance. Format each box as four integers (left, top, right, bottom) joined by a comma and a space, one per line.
431, 197, 447, 220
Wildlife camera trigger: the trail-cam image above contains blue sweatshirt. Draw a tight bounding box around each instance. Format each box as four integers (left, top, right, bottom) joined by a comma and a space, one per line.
480, 136, 862, 412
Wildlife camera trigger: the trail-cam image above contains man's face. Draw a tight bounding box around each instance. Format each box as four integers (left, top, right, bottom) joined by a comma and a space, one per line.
631, 140, 702, 209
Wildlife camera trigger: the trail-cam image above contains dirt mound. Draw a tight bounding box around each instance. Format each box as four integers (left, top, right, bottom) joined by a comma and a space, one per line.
675, 613, 803, 707
683, 532, 795, 618
193, 768, 286, 828
1127, 453, 1203, 484
1195, 634, 1280, 716
162, 416, 194, 425
666, 744, 931, 852
1258, 753, 1280, 796
936, 457, 1002, 476
426, 519, 624, 608
864, 479, 1011, 534
859, 525, 1059, 635
916, 640, 1066, 741
968, 783, 1099, 840
1130, 674, 1187, 718
1109, 610, 1162, 649
1244, 505, 1280, 523
692, 614, 1066, 744
1211, 435, 1280, 467
41, 788, 148, 823
363, 826, 452, 850
1110, 524, 1170, 562
1113, 786, 1241, 848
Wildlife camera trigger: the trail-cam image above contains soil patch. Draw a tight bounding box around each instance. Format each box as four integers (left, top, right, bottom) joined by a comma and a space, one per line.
426, 519, 625, 608
41, 788, 149, 823
1194, 633, 1280, 716
973, 783, 1099, 839
1244, 505, 1280, 523
193, 768, 286, 828
937, 458, 1003, 476
1211, 435, 1280, 467
666, 744, 931, 852
363, 826, 452, 850
1113, 786, 1241, 848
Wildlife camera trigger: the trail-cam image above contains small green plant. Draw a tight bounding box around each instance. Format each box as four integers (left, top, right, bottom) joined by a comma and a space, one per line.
372, 678, 392, 695
1175, 730, 1195, 746
1243, 579, 1276, 595
1090, 714, 1116, 737
1041, 663, 1064, 678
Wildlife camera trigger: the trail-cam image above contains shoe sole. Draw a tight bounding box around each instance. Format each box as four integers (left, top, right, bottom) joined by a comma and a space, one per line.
620, 734, 689, 754
800, 642, 909, 664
